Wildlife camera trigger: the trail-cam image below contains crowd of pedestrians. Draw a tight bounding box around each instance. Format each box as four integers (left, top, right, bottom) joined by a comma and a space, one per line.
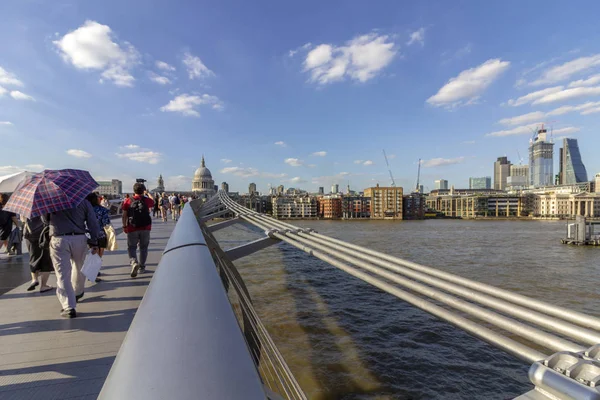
1, 176, 192, 319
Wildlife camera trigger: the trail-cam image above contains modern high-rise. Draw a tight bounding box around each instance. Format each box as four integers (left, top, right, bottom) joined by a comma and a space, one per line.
434, 179, 448, 190
493, 157, 511, 191
529, 127, 554, 187
318, 187, 324, 195
249, 182, 257, 195
507, 165, 529, 189
331, 184, 339, 194
469, 177, 491, 190
221, 182, 229, 193
559, 138, 588, 185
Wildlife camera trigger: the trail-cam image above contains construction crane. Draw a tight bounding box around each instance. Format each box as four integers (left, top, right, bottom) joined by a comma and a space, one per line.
382, 149, 396, 187
415, 158, 422, 193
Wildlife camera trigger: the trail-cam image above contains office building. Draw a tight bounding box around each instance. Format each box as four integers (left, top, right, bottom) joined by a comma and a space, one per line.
342, 196, 371, 219
493, 157, 511, 191
276, 185, 284, 196
221, 182, 229, 193
508, 165, 529, 188
96, 179, 122, 196
559, 138, 588, 185
318, 187, 324, 195
434, 179, 448, 190
318, 195, 342, 219
364, 185, 403, 220
596, 173, 600, 193
469, 177, 491, 190
403, 193, 425, 219
331, 184, 339, 194
272, 196, 317, 219
249, 182, 257, 195
529, 127, 554, 187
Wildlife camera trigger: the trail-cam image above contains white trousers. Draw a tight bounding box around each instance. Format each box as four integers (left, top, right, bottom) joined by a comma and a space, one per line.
49, 235, 88, 311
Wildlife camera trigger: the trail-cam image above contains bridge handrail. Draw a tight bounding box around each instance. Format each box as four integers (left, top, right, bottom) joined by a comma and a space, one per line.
98, 203, 268, 400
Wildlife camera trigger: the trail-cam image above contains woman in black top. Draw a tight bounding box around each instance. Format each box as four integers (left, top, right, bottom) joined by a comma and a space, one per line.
24, 216, 54, 292
0, 193, 19, 254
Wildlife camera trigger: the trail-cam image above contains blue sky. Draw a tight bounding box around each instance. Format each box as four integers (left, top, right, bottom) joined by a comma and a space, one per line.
2, 0, 600, 193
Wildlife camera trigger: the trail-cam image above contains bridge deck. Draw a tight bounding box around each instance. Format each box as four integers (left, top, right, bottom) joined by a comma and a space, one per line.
0, 220, 175, 400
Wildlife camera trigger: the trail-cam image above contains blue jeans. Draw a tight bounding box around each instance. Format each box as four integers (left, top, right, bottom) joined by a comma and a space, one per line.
127, 230, 150, 266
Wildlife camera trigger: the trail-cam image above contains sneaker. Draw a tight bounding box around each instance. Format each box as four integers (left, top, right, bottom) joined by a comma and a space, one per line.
130, 261, 140, 278
61, 309, 76, 318
139, 265, 146, 273
76, 292, 84, 302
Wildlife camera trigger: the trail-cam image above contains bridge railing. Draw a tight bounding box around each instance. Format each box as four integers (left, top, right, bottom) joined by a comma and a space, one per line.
98, 203, 269, 400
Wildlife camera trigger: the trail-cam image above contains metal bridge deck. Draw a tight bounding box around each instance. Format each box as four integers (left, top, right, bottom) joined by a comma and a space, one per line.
0, 220, 175, 400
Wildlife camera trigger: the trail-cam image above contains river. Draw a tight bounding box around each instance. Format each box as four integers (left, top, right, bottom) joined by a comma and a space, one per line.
213, 219, 600, 400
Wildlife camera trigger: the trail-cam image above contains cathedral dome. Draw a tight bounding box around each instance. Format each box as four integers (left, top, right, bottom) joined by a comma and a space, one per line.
194, 156, 212, 179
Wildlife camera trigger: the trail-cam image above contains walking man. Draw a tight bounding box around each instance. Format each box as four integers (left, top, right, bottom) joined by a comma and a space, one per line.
170, 193, 181, 221
44, 199, 100, 318
122, 182, 154, 277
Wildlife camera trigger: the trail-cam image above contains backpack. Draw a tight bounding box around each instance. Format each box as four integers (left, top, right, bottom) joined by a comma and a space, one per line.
173, 196, 181, 205
128, 197, 152, 228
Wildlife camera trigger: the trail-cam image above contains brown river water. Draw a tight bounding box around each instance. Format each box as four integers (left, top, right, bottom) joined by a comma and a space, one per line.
213, 219, 600, 400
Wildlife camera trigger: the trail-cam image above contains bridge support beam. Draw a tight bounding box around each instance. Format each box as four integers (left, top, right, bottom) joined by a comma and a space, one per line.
225, 237, 280, 261
201, 208, 231, 222
208, 217, 241, 232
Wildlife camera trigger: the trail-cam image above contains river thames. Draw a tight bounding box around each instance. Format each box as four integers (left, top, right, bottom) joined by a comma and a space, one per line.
214, 219, 600, 400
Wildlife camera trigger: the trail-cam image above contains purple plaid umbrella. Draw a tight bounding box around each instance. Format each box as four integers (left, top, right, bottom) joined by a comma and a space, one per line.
3, 169, 98, 218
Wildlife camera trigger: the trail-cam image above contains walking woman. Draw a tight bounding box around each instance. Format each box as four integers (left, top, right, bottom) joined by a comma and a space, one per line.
160, 193, 170, 222
153, 194, 160, 218
24, 216, 54, 292
0, 193, 20, 254
86, 193, 112, 282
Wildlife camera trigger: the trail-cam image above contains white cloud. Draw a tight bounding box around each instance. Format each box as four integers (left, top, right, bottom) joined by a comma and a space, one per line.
220, 166, 259, 178
486, 123, 541, 137
363, 160, 374, 166
289, 42, 312, 58
159, 93, 222, 117
427, 59, 510, 107
303, 33, 397, 85
262, 172, 287, 179
166, 175, 192, 191
53, 20, 139, 87
580, 106, 600, 115
311, 151, 327, 157
506, 86, 564, 106
0, 121, 13, 126
568, 74, 600, 88
0, 66, 23, 86
531, 54, 600, 86
123, 144, 139, 149
498, 111, 546, 126
149, 72, 171, 85
285, 158, 304, 167
182, 52, 214, 80
116, 151, 161, 164
289, 176, 307, 184
0, 164, 45, 175
274, 141, 287, 147
10, 91, 34, 101
156, 60, 175, 71
422, 157, 465, 167
547, 101, 600, 116
353, 160, 363, 164
553, 127, 581, 135
0, 86, 6, 96
407, 28, 425, 46
25, 164, 44, 171
532, 86, 600, 105
463, 140, 476, 144
66, 149, 92, 158
221, 158, 232, 164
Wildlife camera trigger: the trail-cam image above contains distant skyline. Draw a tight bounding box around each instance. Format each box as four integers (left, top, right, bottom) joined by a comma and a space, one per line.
2, 0, 600, 193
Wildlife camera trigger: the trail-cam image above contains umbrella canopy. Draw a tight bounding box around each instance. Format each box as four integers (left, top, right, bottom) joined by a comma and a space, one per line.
0, 171, 36, 193
3, 169, 99, 218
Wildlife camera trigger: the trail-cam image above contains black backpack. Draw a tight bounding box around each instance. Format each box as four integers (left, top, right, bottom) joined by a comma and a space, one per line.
128, 197, 152, 228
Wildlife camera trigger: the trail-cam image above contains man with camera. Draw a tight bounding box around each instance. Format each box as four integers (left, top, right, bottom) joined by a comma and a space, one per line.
122, 180, 154, 278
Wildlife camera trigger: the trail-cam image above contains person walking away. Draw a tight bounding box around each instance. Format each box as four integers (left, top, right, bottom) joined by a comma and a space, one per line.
86, 193, 112, 282
43, 199, 100, 318
24, 216, 54, 292
153, 194, 160, 218
171, 193, 181, 221
0, 193, 20, 254
160, 193, 169, 222
122, 183, 154, 277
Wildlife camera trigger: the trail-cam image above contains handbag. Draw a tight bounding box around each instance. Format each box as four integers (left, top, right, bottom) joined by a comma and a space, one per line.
104, 225, 118, 251
81, 252, 103, 282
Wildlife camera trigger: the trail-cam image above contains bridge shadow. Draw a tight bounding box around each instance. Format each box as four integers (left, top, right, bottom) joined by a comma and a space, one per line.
0, 356, 114, 397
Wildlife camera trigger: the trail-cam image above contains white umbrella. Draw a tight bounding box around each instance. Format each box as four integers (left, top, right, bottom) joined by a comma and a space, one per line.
0, 171, 36, 193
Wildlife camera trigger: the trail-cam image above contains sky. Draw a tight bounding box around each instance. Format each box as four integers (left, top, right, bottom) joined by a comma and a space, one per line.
2, 0, 600, 194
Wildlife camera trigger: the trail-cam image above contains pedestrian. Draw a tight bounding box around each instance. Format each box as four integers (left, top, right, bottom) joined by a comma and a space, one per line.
86, 192, 112, 282
153, 193, 160, 218
171, 193, 181, 221
23, 216, 54, 293
0, 193, 20, 254
43, 197, 100, 318
160, 193, 169, 222
122, 183, 154, 278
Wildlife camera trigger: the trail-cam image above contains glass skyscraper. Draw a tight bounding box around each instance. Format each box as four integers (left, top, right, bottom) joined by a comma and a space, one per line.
560, 138, 588, 184
469, 176, 491, 189
529, 127, 554, 187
